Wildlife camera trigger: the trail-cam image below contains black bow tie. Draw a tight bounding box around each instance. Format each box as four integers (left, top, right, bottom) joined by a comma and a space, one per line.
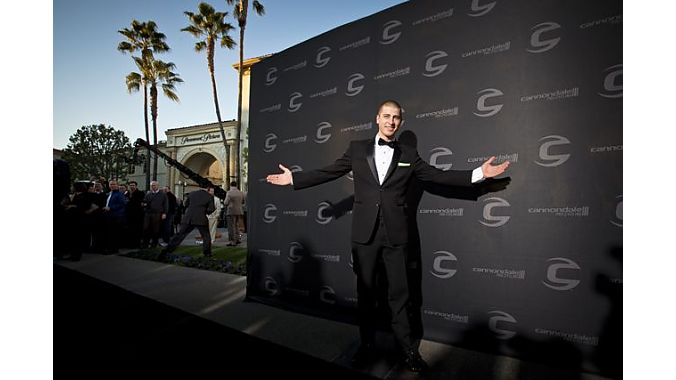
378, 138, 396, 148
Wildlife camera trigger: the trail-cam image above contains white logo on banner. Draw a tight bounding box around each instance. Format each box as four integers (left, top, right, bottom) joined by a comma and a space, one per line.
423, 50, 449, 77
527, 22, 561, 53
488, 311, 517, 339
543, 257, 581, 291
288, 92, 303, 112
611, 195, 622, 227
264, 276, 279, 296
346, 73, 365, 96
468, 0, 497, 17
288, 241, 304, 263
429, 147, 453, 170
535, 135, 571, 167
265, 67, 278, 86
263, 133, 277, 153
315, 122, 332, 143
316, 201, 333, 225
380, 20, 402, 45
430, 251, 458, 279
473, 88, 504, 117
319, 286, 336, 304
289, 165, 303, 173
599, 64, 623, 98
263, 203, 277, 223
480, 197, 511, 227
314, 46, 332, 68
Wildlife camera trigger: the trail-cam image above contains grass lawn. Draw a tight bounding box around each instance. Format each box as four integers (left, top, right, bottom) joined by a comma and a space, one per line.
123, 245, 247, 275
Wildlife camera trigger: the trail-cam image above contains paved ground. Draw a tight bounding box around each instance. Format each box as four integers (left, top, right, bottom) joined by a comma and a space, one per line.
54, 246, 617, 380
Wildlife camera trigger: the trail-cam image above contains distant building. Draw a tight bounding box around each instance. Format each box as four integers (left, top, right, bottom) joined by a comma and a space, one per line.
126, 55, 269, 196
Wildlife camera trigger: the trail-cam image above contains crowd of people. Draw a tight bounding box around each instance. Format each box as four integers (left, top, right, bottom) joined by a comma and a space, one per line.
53, 170, 246, 262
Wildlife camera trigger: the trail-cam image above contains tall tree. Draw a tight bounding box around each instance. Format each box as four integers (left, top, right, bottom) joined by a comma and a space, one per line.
136, 56, 183, 180
62, 124, 133, 182
117, 20, 170, 189
182, 2, 236, 185
226, 0, 265, 187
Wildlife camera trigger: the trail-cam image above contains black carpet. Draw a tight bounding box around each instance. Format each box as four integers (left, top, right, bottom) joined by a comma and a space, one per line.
54, 264, 377, 378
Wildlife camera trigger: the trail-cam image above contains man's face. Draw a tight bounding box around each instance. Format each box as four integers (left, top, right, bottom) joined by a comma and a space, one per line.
94, 183, 103, 192
129, 183, 137, 192
109, 181, 119, 191
151, 182, 159, 192
376, 104, 402, 141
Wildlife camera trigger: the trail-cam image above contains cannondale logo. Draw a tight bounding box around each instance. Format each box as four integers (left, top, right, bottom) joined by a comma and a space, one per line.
535, 135, 571, 167
543, 257, 581, 291
480, 197, 511, 227
429, 147, 453, 170
430, 251, 458, 279
380, 20, 402, 45
473, 88, 504, 117
288, 241, 304, 263
289, 165, 303, 173
263, 276, 279, 296
319, 285, 336, 304
265, 67, 278, 86
288, 92, 303, 112
314, 46, 332, 68
263, 133, 277, 153
423, 50, 449, 77
263, 203, 277, 224
598, 64, 622, 98
347, 171, 354, 182
315, 122, 332, 144
527, 22, 561, 53
611, 195, 622, 227
346, 73, 365, 96
488, 311, 517, 340
468, 0, 497, 17
316, 201, 333, 225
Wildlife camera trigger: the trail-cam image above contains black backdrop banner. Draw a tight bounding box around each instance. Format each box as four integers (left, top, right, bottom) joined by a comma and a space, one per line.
246, 0, 621, 375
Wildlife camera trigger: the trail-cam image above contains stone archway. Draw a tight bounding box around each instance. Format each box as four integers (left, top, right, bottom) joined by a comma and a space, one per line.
176, 151, 223, 198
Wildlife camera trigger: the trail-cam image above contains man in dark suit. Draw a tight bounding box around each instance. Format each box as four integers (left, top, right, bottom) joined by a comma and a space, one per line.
266, 100, 510, 372
159, 182, 216, 259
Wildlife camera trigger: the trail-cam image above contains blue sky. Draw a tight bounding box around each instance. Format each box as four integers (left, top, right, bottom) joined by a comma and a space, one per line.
53, 0, 406, 149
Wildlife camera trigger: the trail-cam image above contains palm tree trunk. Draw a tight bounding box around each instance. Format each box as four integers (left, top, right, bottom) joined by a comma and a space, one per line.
236, 23, 245, 187
144, 85, 151, 190
150, 85, 159, 181
210, 67, 230, 186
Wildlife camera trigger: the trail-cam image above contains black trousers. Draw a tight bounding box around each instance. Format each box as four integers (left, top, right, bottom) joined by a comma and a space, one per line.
164, 223, 211, 256
352, 214, 412, 352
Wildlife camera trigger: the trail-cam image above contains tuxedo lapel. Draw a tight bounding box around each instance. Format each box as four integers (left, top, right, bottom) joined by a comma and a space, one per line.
382, 144, 402, 185
366, 141, 379, 184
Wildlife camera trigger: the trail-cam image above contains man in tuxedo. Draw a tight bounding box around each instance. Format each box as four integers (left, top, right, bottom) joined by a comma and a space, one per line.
266, 99, 510, 373
159, 182, 216, 259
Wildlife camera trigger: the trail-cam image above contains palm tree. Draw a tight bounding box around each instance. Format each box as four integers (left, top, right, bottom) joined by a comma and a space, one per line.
182, 2, 237, 186
226, 0, 265, 187
118, 20, 170, 189
136, 57, 183, 180
124, 70, 150, 183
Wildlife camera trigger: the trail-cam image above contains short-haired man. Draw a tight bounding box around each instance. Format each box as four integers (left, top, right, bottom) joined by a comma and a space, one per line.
224, 181, 246, 246
266, 100, 509, 372
160, 182, 216, 259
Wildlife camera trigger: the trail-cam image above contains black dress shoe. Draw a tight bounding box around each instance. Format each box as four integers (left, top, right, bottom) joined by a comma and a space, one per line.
351, 343, 376, 368
402, 349, 428, 373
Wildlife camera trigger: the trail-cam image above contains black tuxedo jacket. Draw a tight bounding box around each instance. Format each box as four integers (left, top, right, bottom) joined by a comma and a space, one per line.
182, 189, 216, 226
293, 138, 473, 245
